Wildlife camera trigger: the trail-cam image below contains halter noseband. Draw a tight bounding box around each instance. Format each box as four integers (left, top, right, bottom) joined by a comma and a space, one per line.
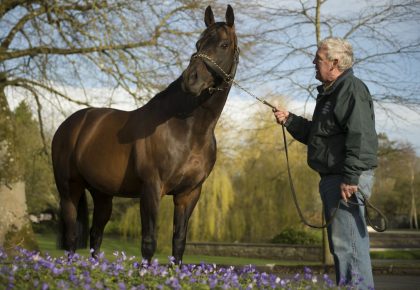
193, 46, 240, 86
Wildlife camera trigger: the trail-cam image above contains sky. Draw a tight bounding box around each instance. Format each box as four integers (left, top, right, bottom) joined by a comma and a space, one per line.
221, 93, 420, 154
5, 0, 420, 154
225, 0, 420, 153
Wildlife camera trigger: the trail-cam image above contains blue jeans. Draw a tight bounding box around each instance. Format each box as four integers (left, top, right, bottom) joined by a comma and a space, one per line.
319, 170, 374, 290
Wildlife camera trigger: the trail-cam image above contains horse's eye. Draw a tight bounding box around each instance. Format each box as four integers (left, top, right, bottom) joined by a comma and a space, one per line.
220, 42, 229, 49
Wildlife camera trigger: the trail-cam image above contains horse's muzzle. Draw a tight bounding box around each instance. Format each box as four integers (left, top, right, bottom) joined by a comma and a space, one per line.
182, 59, 214, 96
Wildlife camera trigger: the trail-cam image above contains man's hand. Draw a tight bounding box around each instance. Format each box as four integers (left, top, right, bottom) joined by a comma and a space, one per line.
273, 109, 289, 125
340, 183, 358, 202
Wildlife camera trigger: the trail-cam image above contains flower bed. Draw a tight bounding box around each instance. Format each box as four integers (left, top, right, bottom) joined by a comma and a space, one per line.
0, 247, 363, 289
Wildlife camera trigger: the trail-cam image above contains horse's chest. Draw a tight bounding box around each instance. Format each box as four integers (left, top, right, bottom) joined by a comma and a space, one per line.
182, 153, 211, 175
164, 150, 215, 195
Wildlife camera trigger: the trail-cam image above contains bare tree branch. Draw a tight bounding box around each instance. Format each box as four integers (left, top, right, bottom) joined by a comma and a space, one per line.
5, 77, 90, 106
1, 40, 159, 61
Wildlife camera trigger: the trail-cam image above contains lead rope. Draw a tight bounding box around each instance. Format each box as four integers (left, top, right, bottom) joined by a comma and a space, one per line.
280, 123, 340, 229
265, 101, 387, 231
195, 52, 387, 231
346, 192, 388, 232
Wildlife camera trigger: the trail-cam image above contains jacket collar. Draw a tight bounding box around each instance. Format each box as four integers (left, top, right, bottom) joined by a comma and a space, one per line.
317, 68, 353, 96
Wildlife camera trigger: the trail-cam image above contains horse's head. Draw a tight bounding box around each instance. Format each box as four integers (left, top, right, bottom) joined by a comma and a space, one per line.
182, 5, 239, 96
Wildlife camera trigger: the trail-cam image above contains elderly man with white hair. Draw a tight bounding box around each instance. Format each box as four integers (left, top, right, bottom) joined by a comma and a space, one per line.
274, 37, 378, 289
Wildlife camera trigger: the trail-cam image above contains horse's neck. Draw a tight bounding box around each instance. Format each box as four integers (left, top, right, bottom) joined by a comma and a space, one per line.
198, 87, 230, 129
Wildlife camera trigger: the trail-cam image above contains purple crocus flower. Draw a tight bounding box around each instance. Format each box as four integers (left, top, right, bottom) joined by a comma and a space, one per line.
323, 273, 335, 288
52, 266, 64, 275
118, 281, 126, 290
168, 256, 176, 266
304, 266, 313, 281
95, 281, 104, 289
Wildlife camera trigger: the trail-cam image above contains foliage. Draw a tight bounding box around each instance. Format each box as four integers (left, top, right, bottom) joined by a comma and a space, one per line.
370, 249, 420, 260
119, 203, 142, 241
0, 82, 19, 184
209, 99, 321, 243
371, 133, 420, 228
32, 221, 58, 235
3, 225, 39, 254
0, 99, 57, 214
13, 101, 57, 214
0, 247, 369, 289
270, 227, 321, 246
189, 164, 236, 242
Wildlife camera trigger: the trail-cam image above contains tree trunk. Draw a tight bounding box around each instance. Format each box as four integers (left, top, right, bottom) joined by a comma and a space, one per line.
0, 182, 38, 252
409, 160, 418, 230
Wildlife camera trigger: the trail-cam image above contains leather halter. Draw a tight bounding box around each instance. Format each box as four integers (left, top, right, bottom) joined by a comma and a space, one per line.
192, 43, 240, 93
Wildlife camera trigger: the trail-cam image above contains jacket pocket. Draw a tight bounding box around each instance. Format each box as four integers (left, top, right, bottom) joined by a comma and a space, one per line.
326, 134, 345, 171
308, 135, 329, 171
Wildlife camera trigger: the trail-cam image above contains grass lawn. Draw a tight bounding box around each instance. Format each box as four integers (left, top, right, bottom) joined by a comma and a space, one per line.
35, 233, 320, 266
370, 248, 420, 260
36, 233, 420, 267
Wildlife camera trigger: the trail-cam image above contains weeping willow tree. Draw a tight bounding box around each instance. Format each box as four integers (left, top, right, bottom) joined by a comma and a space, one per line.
116, 165, 237, 250
119, 203, 141, 240
226, 96, 320, 242
188, 164, 236, 242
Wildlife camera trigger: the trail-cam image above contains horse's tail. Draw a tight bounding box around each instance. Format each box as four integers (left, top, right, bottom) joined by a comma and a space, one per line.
57, 192, 89, 249
76, 192, 89, 248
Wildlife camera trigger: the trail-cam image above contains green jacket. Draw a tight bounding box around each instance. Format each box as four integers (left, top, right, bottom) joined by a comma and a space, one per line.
285, 69, 378, 185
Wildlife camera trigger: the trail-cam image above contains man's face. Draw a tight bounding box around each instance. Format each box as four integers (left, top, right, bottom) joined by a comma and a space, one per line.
313, 46, 333, 83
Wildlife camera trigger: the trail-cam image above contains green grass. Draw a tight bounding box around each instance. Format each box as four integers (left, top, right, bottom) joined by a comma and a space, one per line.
35, 233, 319, 266
35, 233, 144, 259
36, 233, 420, 268
370, 249, 420, 260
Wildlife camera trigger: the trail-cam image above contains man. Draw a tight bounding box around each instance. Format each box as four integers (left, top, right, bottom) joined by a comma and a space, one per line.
274, 37, 377, 289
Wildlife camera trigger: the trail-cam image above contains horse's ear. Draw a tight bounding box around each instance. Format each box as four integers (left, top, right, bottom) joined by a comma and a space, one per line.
204, 6, 215, 27
225, 5, 234, 27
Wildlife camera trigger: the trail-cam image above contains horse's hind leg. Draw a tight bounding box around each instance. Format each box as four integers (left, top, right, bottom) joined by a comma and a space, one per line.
89, 190, 113, 258
59, 180, 85, 253
172, 186, 202, 264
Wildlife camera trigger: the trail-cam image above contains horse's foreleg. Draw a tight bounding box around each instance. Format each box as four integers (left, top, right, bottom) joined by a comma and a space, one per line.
140, 187, 160, 262
89, 191, 113, 258
172, 186, 202, 264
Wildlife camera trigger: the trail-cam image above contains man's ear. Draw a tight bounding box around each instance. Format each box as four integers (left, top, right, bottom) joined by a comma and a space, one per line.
332, 59, 339, 69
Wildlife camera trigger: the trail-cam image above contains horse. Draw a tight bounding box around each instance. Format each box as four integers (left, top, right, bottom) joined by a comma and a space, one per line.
51, 5, 239, 263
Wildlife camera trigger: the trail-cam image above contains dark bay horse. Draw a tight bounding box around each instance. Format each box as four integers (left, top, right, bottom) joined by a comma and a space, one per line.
52, 5, 238, 263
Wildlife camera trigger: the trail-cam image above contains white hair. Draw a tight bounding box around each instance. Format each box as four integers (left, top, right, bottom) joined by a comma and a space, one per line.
318, 37, 354, 71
